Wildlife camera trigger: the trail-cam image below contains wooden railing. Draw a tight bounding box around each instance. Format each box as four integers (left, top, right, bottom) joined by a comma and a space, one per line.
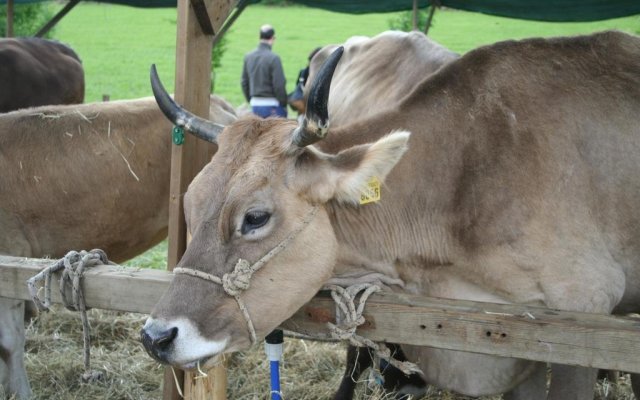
3, 254, 640, 375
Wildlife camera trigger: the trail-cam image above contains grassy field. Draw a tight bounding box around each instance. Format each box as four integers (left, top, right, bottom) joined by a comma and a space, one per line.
13, 3, 640, 399
51, 2, 640, 107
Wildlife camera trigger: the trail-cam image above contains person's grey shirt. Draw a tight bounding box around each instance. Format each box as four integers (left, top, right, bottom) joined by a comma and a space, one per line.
241, 42, 287, 106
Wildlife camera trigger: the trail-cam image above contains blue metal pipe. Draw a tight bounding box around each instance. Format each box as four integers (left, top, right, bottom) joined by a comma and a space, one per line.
265, 330, 284, 400
269, 360, 282, 400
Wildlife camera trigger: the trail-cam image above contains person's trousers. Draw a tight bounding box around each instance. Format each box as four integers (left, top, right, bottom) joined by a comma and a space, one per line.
252, 105, 287, 118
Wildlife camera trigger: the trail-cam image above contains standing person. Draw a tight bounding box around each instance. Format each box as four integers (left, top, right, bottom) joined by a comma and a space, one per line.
241, 24, 287, 118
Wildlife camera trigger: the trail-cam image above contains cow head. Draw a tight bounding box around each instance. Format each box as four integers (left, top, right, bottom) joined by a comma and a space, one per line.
141, 47, 410, 370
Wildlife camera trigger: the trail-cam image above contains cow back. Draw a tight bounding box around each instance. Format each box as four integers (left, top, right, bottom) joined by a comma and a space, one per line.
0, 94, 235, 263
307, 31, 458, 126
0, 37, 85, 113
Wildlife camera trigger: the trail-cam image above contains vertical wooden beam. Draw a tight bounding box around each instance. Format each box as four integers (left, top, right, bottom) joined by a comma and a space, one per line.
212, 0, 247, 49
424, 0, 438, 35
34, 0, 82, 38
166, 0, 215, 271
6, 0, 14, 37
167, 1, 235, 399
183, 361, 227, 399
412, 0, 418, 31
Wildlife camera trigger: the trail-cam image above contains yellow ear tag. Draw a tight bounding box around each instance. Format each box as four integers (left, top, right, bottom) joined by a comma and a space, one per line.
359, 176, 381, 205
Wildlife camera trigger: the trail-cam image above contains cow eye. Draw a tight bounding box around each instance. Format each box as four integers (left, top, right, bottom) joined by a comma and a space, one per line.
241, 211, 271, 235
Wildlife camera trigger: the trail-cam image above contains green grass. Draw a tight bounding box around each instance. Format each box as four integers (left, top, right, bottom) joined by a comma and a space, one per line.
48, 2, 639, 269
52, 2, 640, 106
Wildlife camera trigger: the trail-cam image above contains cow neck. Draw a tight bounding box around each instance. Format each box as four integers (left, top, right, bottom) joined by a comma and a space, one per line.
173, 206, 320, 344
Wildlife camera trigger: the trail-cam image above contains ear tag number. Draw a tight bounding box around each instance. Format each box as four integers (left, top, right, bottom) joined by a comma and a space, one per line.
360, 177, 381, 205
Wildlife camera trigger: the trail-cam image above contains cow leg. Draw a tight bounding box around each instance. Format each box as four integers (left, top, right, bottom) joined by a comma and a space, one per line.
630, 373, 640, 399
0, 297, 32, 399
547, 364, 597, 400
503, 362, 547, 400
333, 345, 374, 400
380, 344, 426, 399
333, 344, 426, 400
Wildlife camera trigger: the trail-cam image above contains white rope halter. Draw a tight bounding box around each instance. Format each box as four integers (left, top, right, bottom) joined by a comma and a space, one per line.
173, 206, 320, 344
173, 205, 423, 380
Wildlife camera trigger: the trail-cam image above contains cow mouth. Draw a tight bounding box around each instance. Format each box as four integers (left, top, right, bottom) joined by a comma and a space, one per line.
180, 353, 224, 371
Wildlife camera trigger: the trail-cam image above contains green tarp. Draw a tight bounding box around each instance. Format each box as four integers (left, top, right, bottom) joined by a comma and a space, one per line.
294, 0, 640, 21
2, 0, 639, 22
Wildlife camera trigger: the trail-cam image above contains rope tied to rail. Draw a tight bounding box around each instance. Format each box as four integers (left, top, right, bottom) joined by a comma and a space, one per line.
174, 206, 320, 345
324, 283, 423, 378
27, 249, 115, 383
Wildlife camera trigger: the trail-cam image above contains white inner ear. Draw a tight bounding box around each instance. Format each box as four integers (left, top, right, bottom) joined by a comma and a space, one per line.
334, 130, 411, 204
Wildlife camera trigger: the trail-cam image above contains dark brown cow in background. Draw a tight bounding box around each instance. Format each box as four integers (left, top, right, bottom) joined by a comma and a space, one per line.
0, 95, 236, 399
142, 31, 640, 400
0, 37, 85, 113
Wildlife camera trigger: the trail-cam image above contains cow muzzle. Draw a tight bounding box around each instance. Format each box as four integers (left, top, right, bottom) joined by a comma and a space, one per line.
140, 323, 177, 364
140, 317, 228, 369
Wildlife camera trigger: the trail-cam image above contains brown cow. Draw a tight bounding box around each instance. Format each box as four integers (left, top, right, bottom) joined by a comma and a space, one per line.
142, 31, 640, 400
308, 30, 459, 400
0, 95, 235, 398
0, 37, 85, 113
305, 30, 458, 125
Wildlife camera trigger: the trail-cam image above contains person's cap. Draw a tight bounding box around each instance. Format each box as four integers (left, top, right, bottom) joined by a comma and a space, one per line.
260, 24, 275, 40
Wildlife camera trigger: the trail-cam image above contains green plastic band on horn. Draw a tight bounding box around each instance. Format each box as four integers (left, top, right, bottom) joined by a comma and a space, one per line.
172, 126, 184, 145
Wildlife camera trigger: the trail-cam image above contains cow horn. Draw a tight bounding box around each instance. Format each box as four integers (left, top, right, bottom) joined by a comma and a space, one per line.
150, 64, 224, 144
292, 46, 344, 147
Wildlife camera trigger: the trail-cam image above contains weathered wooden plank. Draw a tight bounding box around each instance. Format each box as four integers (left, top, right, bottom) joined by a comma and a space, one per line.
0, 256, 166, 313
282, 291, 640, 374
2, 255, 640, 373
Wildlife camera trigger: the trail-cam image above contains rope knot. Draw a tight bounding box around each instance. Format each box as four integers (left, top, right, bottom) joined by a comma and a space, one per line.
60, 249, 112, 312
222, 258, 252, 296
322, 283, 425, 380
26, 249, 114, 384
327, 321, 358, 341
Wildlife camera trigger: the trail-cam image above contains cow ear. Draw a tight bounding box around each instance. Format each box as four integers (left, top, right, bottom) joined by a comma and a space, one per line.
295, 131, 411, 204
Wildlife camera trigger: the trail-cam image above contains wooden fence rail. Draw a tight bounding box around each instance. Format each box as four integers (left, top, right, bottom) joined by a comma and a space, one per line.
2, 255, 640, 374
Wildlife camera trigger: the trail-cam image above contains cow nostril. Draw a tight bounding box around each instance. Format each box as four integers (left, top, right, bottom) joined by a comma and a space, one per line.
152, 327, 178, 350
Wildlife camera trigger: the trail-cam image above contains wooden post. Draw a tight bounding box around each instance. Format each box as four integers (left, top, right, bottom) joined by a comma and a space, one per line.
212, 0, 248, 49
34, 0, 81, 38
424, 0, 438, 35
6, 0, 13, 37
167, 0, 235, 399
412, 0, 418, 31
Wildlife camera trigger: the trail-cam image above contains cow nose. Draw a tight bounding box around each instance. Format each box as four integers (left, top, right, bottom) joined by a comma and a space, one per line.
140, 326, 178, 363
